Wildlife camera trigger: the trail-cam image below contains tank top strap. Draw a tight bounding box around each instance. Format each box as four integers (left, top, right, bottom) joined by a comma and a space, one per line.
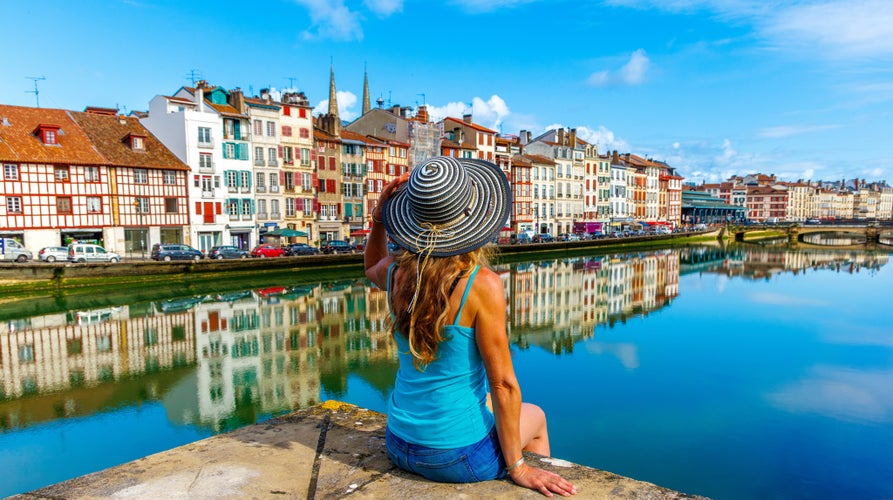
452, 265, 481, 326
386, 262, 397, 319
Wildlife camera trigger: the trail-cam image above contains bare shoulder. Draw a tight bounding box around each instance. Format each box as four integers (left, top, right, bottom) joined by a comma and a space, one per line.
470, 267, 506, 306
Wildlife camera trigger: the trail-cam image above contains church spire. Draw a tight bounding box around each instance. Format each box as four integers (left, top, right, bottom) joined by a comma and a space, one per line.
362, 65, 371, 116
328, 63, 339, 118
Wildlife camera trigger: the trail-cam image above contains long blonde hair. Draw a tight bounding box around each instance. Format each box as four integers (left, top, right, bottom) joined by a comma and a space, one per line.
391, 247, 490, 370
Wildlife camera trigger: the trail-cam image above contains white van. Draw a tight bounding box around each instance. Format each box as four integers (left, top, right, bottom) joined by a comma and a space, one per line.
69, 243, 120, 263
0, 238, 32, 262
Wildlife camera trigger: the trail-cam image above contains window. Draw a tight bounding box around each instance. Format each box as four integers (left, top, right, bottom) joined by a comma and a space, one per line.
198, 127, 211, 144
285, 198, 295, 216
85, 166, 100, 182
241, 199, 252, 216
227, 200, 239, 216
266, 121, 276, 137
239, 171, 251, 189
300, 148, 310, 166
165, 198, 178, 213
224, 143, 236, 159
55, 166, 70, 182
254, 119, 263, 136
201, 176, 213, 193
256, 172, 265, 188
163, 171, 176, 184
87, 196, 101, 213
133, 169, 148, 184
135, 197, 149, 213
226, 171, 238, 188
299, 128, 309, 139
4, 164, 19, 180
284, 172, 294, 190
268, 148, 277, 164
57, 196, 72, 213
199, 153, 213, 170
131, 136, 145, 150
269, 173, 278, 188
254, 146, 264, 165
302, 173, 312, 191
281, 126, 292, 137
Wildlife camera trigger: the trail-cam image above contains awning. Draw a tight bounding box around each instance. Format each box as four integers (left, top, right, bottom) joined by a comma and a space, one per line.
267, 228, 308, 237
350, 229, 370, 237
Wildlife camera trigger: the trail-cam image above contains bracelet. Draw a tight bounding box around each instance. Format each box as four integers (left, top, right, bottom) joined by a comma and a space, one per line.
505, 457, 525, 472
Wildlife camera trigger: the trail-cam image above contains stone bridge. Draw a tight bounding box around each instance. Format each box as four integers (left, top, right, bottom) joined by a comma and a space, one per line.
725, 223, 893, 246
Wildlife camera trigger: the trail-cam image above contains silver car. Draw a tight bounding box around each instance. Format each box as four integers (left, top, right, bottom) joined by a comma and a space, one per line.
69, 243, 121, 263
38, 246, 69, 262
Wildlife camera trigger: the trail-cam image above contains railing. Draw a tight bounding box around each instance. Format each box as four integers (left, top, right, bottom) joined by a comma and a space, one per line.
254, 159, 265, 166
269, 186, 280, 193
257, 212, 268, 220
201, 190, 214, 199
270, 212, 281, 219
198, 163, 215, 173
197, 139, 214, 149
256, 186, 266, 193
268, 159, 278, 167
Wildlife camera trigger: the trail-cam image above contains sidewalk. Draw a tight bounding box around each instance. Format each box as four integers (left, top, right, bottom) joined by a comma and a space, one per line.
12, 401, 707, 499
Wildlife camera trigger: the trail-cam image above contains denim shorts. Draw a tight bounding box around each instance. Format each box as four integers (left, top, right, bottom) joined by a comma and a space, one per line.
385, 426, 507, 483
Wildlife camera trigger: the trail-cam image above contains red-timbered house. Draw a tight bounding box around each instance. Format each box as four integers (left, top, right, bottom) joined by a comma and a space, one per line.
0, 104, 188, 256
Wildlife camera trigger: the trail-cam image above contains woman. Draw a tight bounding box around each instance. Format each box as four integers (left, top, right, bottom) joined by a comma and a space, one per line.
364, 156, 576, 497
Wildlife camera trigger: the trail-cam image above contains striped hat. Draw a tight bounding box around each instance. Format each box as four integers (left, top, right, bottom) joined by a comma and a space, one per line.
382, 156, 511, 257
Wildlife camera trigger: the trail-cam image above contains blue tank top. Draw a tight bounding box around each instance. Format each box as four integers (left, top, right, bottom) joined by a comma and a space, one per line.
386, 264, 494, 448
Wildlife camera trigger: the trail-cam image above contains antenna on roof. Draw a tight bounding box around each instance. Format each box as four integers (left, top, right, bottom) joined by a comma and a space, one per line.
25, 76, 46, 107
285, 76, 297, 89
417, 93, 426, 106
185, 69, 202, 86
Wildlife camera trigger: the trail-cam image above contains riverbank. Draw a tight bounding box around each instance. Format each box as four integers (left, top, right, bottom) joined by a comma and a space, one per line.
11, 401, 706, 499
0, 232, 719, 321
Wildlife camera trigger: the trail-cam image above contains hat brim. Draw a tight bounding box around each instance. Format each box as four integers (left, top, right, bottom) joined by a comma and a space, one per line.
383, 158, 511, 257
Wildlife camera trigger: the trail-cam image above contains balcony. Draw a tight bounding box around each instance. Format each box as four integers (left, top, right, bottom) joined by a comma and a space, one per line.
270, 212, 281, 219
254, 159, 265, 166
240, 187, 251, 193
257, 212, 269, 220
228, 213, 241, 222
201, 190, 214, 199
268, 159, 278, 167
269, 185, 280, 193
197, 139, 215, 149
256, 186, 266, 193
198, 163, 215, 173
227, 187, 239, 194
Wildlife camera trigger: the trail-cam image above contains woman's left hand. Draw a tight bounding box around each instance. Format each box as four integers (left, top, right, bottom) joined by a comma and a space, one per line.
509, 463, 577, 497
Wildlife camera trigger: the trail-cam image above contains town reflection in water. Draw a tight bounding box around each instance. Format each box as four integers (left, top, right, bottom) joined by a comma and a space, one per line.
1, 245, 888, 434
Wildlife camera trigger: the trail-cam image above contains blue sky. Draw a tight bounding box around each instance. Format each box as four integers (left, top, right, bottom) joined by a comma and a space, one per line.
2, 0, 891, 184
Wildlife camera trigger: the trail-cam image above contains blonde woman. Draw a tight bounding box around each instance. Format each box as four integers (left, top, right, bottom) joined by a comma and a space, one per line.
365, 156, 576, 497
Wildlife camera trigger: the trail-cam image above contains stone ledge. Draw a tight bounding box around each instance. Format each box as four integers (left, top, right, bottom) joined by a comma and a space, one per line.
12, 401, 708, 499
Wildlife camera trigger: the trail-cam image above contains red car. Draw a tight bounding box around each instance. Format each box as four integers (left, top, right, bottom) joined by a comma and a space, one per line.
250, 244, 285, 258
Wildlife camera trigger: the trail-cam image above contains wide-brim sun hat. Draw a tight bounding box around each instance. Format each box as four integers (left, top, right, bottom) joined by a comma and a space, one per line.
382, 156, 511, 257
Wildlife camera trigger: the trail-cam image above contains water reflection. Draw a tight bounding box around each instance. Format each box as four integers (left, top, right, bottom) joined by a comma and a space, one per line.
2, 245, 886, 435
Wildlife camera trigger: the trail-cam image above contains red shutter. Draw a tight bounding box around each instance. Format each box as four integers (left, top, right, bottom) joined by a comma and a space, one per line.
311, 172, 319, 187
312, 199, 319, 211
279, 171, 285, 184
329, 157, 335, 170
196, 202, 202, 214
311, 149, 318, 161
299, 108, 307, 118
215, 202, 222, 215
278, 145, 283, 158
283, 106, 291, 116
327, 179, 336, 192
336, 203, 342, 216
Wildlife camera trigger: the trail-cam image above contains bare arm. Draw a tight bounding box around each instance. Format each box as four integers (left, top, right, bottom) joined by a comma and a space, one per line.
364, 174, 408, 289
473, 270, 576, 497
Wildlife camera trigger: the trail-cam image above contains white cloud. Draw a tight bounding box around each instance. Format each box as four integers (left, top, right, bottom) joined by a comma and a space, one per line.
364, 0, 403, 16
587, 49, 651, 87
313, 90, 360, 121
605, 0, 893, 62
562, 124, 630, 152
748, 291, 830, 307
758, 124, 842, 139
427, 95, 510, 131
294, 0, 364, 41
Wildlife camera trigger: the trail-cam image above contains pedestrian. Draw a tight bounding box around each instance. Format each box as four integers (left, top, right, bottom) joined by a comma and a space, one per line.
364, 156, 576, 497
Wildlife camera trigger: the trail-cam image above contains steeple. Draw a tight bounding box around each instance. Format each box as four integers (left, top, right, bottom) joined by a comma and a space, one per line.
362, 65, 371, 115
328, 63, 338, 117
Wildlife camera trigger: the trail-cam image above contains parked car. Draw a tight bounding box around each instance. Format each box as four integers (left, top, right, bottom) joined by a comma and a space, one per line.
0, 238, 32, 262
208, 245, 249, 259
512, 232, 534, 244
151, 243, 204, 261
250, 244, 285, 258
38, 246, 69, 262
284, 243, 320, 256
69, 243, 120, 263
533, 233, 555, 243
322, 240, 352, 254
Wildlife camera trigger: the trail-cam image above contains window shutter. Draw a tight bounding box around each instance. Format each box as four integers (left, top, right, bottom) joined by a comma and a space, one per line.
278, 145, 283, 158
196, 202, 202, 214
280, 171, 285, 184
215, 202, 222, 215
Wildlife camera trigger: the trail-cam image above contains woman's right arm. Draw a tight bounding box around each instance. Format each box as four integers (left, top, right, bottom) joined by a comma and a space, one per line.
473, 270, 576, 497
364, 174, 408, 289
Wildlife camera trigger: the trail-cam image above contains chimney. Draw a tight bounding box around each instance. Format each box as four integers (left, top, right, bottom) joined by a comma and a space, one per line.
525, 130, 531, 144
416, 105, 429, 123
195, 80, 206, 112
557, 128, 565, 144
570, 128, 577, 147
463, 113, 472, 124
612, 150, 619, 163
519, 130, 528, 145
230, 88, 245, 113
260, 88, 270, 102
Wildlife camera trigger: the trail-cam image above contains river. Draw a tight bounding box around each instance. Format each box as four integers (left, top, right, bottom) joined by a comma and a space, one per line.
1, 242, 891, 499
